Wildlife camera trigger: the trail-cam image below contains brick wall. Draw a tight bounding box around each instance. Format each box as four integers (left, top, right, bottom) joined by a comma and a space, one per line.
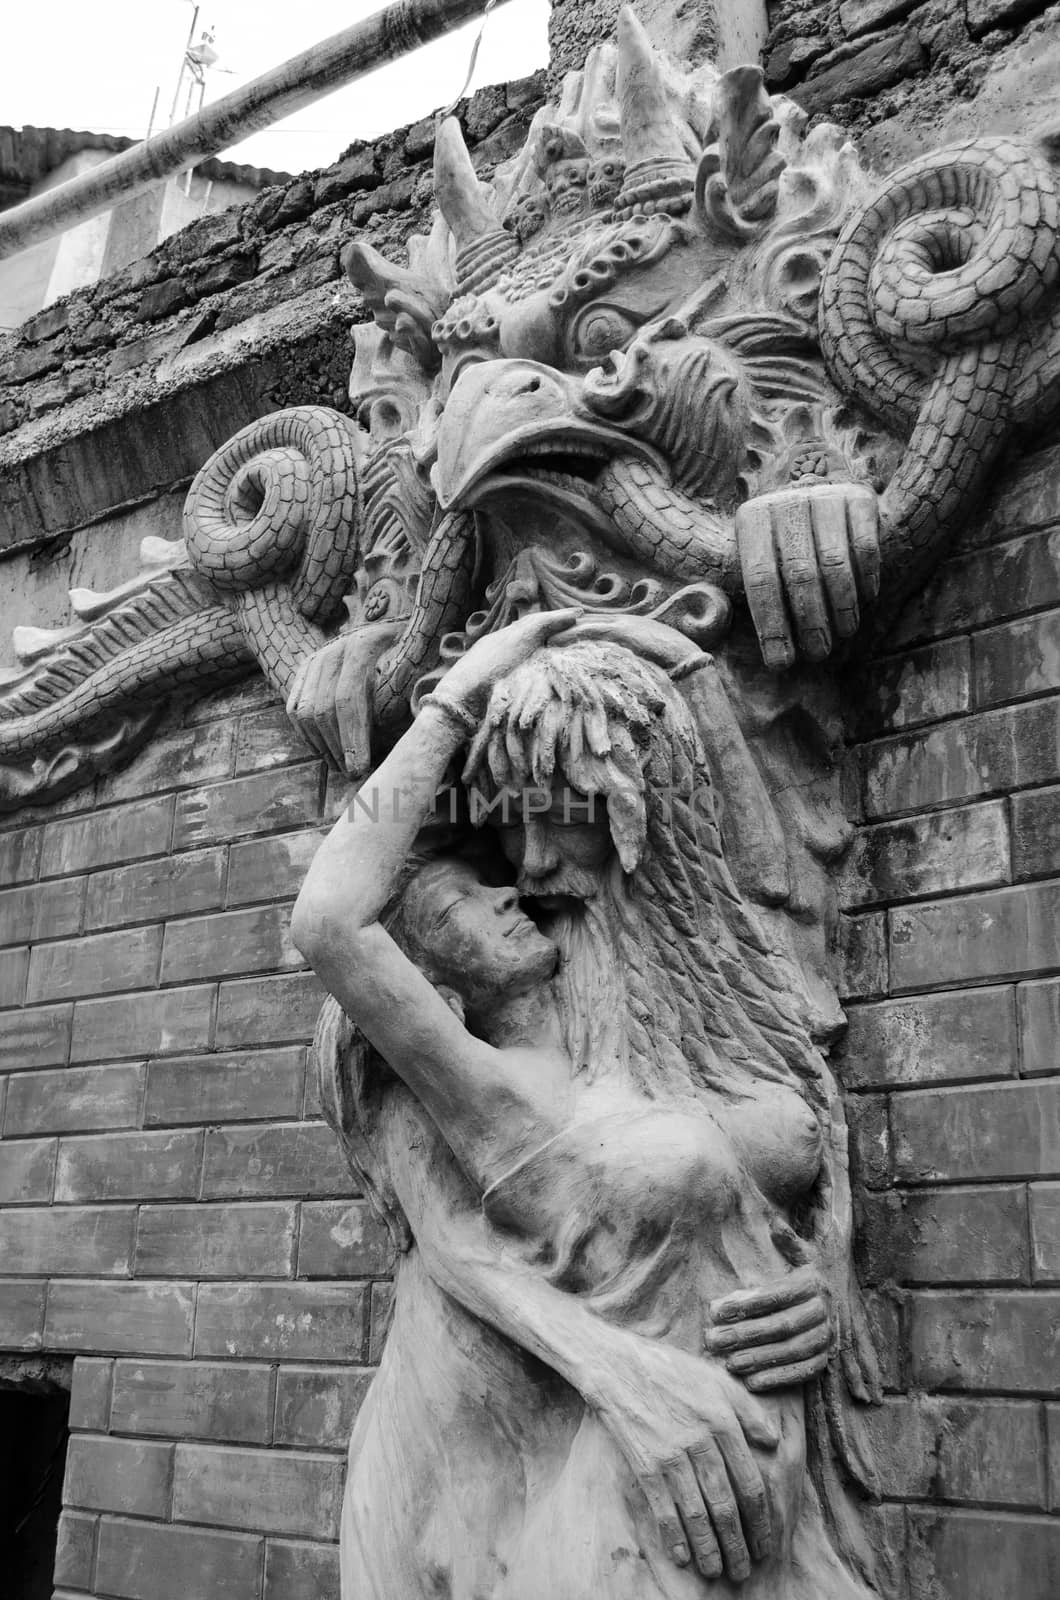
838, 442, 1060, 1597
0, 676, 385, 1600
2, 449, 1056, 1600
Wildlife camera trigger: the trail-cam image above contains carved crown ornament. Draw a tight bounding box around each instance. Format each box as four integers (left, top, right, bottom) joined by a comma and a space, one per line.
1, 2, 1058, 818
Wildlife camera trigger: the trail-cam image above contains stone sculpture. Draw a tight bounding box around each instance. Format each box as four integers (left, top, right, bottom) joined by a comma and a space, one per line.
3, 10, 1059, 812
294, 607, 878, 1595
4, 4, 1060, 1591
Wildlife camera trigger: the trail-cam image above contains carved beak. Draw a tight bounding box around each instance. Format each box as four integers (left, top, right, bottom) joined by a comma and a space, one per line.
432, 358, 662, 513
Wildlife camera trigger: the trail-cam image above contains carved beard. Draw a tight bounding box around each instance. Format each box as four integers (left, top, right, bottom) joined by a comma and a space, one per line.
545, 893, 629, 1083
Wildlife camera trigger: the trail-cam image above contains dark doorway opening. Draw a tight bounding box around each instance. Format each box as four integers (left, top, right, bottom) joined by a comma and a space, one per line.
0, 1367, 71, 1600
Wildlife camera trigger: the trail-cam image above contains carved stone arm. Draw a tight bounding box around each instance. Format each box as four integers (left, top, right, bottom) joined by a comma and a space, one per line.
378, 1088, 780, 1586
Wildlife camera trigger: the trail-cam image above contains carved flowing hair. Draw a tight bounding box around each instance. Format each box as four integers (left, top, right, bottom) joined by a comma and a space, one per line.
462, 640, 824, 1102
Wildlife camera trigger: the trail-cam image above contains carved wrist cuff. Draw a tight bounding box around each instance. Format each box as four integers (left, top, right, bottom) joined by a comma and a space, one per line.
668, 652, 713, 683
419, 690, 480, 737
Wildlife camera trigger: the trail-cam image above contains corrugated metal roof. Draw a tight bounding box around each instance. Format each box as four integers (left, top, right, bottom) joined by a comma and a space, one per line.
0, 126, 293, 209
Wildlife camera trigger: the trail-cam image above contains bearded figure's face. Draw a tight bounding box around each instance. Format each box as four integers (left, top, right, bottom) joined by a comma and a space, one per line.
492, 791, 614, 907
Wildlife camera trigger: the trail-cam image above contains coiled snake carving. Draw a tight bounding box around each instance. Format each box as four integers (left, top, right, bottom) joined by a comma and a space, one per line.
3, 136, 1059, 809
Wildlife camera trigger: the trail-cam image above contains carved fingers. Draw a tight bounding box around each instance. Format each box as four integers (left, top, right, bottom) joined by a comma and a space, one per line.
640, 1431, 768, 1584
705, 1264, 833, 1391
440, 607, 585, 711
286, 624, 398, 775
735, 482, 881, 669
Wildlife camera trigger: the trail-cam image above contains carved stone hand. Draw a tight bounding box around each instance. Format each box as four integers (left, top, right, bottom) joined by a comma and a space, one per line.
436, 606, 584, 717
590, 1334, 778, 1584
704, 1263, 834, 1391
736, 482, 881, 669
285, 621, 400, 773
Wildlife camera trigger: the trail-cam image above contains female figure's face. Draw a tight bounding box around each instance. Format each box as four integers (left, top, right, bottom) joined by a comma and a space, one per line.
403, 859, 558, 1005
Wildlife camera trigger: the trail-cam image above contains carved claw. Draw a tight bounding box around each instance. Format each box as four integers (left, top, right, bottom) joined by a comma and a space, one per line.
735, 482, 880, 669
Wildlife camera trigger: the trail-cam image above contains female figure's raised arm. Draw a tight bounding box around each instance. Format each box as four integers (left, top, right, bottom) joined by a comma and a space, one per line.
290, 607, 581, 1187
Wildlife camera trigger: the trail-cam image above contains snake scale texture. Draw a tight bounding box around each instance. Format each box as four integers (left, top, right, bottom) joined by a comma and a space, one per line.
820, 136, 1060, 580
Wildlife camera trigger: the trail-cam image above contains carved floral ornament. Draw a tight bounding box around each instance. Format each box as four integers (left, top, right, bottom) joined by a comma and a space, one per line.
3, 8, 1060, 1595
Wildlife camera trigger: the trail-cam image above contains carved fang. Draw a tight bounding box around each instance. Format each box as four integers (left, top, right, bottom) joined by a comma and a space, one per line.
434, 116, 517, 294
613, 5, 695, 218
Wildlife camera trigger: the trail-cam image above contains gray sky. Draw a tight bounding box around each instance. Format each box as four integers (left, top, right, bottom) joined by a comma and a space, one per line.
1, 0, 550, 176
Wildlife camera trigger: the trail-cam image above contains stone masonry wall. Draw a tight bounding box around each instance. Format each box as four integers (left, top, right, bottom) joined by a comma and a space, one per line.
0, 673, 364, 1600
0, 73, 545, 560
837, 442, 1060, 1598
764, 0, 1060, 168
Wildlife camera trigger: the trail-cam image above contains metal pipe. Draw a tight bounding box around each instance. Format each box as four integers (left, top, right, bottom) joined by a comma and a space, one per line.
0, 0, 509, 261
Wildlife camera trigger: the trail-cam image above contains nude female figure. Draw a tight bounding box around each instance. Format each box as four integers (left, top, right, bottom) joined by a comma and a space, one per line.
292, 610, 879, 1600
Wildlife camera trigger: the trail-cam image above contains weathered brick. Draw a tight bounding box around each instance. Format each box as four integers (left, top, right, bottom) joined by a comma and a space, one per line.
4, 1062, 143, 1134
84, 847, 227, 930
860, 697, 1060, 821
195, 1282, 366, 1360
0, 1205, 134, 1275
1012, 786, 1060, 881
71, 984, 215, 1063
895, 527, 1060, 649
891, 1081, 1060, 1183
227, 828, 327, 906
135, 1201, 297, 1277
47, 1280, 195, 1356
214, 971, 324, 1049
145, 1047, 305, 1125
297, 1200, 392, 1278
64, 1433, 173, 1517
39, 797, 174, 876
173, 1443, 343, 1539
0, 1001, 71, 1070
0, 1136, 56, 1202
890, 882, 1060, 990
263, 1539, 340, 1600
0, 876, 83, 945
977, 445, 1060, 543
838, 0, 919, 35
57, 1129, 202, 1202
235, 705, 316, 773
974, 610, 1060, 709
840, 987, 1015, 1090
161, 904, 303, 984
27, 924, 162, 1003
846, 1093, 890, 1189
795, 27, 926, 115
844, 801, 1009, 907
202, 1122, 351, 1199
98, 718, 236, 798
0, 824, 41, 885
110, 1359, 272, 1444
0, 944, 28, 1006
1048, 1405, 1060, 1511
1019, 978, 1060, 1075
53, 1508, 97, 1589
368, 1279, 394, 1364
69, 1357, 113, 1431
858, 1185, 1028, 1285
172, 764, 322, 850
95, 1517, 263, 1600
911, 1290, 1060, 1391
0, 1279, 45, 1347
1030, 1182, 1060, 1281
907, 1508, 1060, 1600
855, 637, 970, 737
868, 1395, 1045, 1507
273, 1365, 373, 1449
